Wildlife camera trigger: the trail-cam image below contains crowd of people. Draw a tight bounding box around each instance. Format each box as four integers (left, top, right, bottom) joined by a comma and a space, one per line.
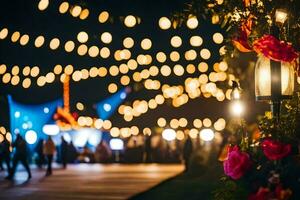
0, 133, 195, 180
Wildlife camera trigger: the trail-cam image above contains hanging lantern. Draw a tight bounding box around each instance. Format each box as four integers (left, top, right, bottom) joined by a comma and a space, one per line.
255, 54, 295, 102
231, 81, 241, 100
275, 9, 288, 25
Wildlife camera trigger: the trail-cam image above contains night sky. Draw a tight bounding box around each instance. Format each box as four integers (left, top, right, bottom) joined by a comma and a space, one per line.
0, 0, 267, 130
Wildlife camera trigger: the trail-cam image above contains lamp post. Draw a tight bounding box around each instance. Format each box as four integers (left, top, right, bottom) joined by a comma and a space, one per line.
255, 9, 295, 121
230, 81, 244, 118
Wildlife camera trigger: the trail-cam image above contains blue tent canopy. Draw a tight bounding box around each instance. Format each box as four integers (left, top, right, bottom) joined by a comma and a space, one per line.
96, 87, 130, 120
8, 95, 63, 146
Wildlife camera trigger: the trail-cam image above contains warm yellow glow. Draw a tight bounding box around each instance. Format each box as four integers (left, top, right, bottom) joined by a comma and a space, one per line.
124, 15, 137, 28
219, 61, 228, 71
155, 94, 165, 104
173, 64, 184, 76
190, 36, 203, 47
176, 130, 185, 140
170, 119, 179, 129
37, 76, 46, 86
79, 9, 89, 20
11, 76, 20, 85
170, 51, 180, 62
0, 28, 8, 39
101, 32, 112, 44
120, 75, 130, 85
72, 71, 82, 81
2, 73, 11, 83
59, 2, 69, 14
186, 64, 196, 74
119, 64, 129, 74
64, 40, 75, 52
103, 120, 112, 129
281, 61, 295, 95
49, 38, 60, 50
98, 11, 109, 23
109, 65, 119, 76
22, 66, 30, 76
22, 78, 31, 88
11, 66, 19, 75
108, 83, 118, 93
81, 69, 89, 80
76, 102, 84, 111
53, 65, 62, 75
94, 119, 103, 129
148, 99, 157, 109
160, 65, 171, 76
46, 72, 55, 83
198, 62, 208, 73
77, 44, 88, 56
77, 31, 88, 43
11, 31, 20, 42
98, 67, 107, 77
100, 47, 110, 58
141, 127, 150, 136
159, 17, 171, 30
275, 9, 288, 24
170, 36, 182, 48
212, 33, 224, 44
0, 64, 7, 74
193, 119, 202, 128
187, 15, 198, 29
211, 14, 220, 24
255, 55, 271, 97
141, 38, 152, 50
30, 66, 40, 77
156, 52, 166, 63
203, 118, 212, 127
200, 49, 211, 60
64, 65, 73, 75
189, 128, 198, 139
38, 0, 49, 11
179, 118, 188, 127
123, 37, 134, 48
231, 101, 244, 116
34, 36, 45, 48
185, 50, 197, 61
89, 67, 98, 78
110, 127, 120, 137
20, 34, 29, 46
88, 46, 99, 57
71, 5, 82, 17
214, 118, 226, 131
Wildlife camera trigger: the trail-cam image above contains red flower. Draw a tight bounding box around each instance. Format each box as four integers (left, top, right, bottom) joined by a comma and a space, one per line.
248, 185, 292, 200
248, 187, 272, 200
223, 145, 252, 180
261, 139, 291, 160
253, 34, 298, 63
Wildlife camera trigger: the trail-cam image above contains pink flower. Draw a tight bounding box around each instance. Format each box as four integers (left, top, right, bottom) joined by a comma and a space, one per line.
261, 139, 291, 160
223, 145, 252, 180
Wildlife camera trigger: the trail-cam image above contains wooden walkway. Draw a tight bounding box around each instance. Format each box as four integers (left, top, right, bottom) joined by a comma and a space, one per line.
0, 164, 183, 200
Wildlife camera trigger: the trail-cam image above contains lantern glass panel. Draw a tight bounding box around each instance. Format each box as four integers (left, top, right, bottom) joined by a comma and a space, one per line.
281, 61, 294, 96
255, 55, 271, 98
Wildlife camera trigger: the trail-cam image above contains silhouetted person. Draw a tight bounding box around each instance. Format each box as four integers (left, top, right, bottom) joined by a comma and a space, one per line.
35, 139, 45, 168
43, 136, 56, 176
95, 140, 112, 163
60, 136, 68, 169
0, 137, 11, 175
183, 136, 193, 171
144, 135, 152, 163
6, 134, 31, 180
68, 141, 78, 163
